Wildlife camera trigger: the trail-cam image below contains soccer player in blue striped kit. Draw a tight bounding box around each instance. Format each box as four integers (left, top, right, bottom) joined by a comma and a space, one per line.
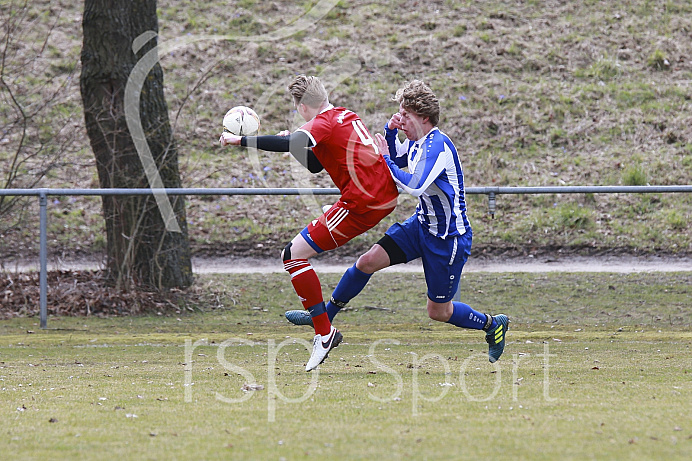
286, 80, 509, 362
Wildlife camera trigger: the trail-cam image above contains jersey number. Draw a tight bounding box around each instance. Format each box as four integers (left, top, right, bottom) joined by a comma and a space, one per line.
352, 120, 378, 154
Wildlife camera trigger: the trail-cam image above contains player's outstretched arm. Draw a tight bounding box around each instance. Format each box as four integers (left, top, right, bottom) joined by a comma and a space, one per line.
219, 132, 242, 146
218, 130, 323, 173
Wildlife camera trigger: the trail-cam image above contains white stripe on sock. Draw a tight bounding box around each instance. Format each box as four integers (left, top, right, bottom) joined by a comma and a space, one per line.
289, 265, 314, 279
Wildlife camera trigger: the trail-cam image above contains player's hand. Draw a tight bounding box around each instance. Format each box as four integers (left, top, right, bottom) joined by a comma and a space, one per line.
387, 113, 403, 130
374, 133, 389, 156
276, 130, 291, 137
219, 131, 241, 147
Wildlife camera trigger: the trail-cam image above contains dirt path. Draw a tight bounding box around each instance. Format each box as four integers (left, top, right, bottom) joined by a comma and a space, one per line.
192, 255, 692, 274
4, 254, 690, 274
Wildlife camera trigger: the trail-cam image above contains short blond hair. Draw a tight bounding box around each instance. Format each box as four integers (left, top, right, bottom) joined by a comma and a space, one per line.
288, 75, 328, 108
394, 80, 440, 126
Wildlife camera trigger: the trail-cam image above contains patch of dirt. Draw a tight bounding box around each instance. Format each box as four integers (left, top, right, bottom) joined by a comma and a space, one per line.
191, 253, 692, 274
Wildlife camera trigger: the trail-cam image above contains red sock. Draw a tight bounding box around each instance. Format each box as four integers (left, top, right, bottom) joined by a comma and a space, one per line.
284, 259, 331, 335
310, 312, 331, 337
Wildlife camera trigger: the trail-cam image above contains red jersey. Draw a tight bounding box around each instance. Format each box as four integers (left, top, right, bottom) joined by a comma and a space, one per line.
297, 106, 398, 213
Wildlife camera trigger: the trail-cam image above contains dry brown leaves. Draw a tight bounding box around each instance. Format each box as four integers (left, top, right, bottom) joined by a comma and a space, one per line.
0, 270, 188, 319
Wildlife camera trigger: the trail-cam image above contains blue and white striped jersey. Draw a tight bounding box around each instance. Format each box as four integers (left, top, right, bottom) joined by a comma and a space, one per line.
382, 125, 470, 238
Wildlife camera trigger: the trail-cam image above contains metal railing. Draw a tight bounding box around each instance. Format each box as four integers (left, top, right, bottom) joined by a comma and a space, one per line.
2, 185, 691, 328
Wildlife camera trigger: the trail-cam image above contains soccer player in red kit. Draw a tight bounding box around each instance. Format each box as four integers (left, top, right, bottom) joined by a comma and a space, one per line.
220, 75, 398, 370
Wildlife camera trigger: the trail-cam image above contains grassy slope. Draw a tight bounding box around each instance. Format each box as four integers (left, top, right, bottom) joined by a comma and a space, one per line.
0, 0, 691, 260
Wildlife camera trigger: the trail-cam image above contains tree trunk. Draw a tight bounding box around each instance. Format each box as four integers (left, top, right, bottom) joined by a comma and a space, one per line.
80, 0, 192, 290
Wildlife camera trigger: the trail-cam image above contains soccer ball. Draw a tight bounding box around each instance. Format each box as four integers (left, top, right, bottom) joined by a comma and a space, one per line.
222, 106, 261, 136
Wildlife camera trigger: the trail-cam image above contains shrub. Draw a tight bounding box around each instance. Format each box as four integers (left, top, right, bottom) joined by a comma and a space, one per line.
622, 164, 648, 186
553, 203, 594, 230
664, 210, 687, 230
647, 49, 669, 71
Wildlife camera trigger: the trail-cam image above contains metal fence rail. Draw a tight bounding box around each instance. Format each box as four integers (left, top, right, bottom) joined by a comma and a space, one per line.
2, 185, 691, 328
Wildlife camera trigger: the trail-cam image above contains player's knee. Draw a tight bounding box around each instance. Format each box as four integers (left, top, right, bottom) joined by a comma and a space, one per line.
356, 246, 388, 273
355, 251, 377, 273
281, 242, 292, 262
427, 306, 443, 322
427, 302, 451, 322
428, 310, 447, 322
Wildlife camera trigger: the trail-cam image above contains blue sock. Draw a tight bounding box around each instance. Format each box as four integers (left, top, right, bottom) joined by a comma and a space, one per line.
447, 302, 495, 330
326, 264, 372, 321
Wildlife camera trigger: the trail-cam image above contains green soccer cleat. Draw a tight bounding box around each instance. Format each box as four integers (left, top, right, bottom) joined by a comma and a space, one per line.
485, 314, 509, 363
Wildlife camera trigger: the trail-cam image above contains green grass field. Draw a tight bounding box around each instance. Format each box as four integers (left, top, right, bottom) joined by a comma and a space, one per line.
1, 272, 691, 460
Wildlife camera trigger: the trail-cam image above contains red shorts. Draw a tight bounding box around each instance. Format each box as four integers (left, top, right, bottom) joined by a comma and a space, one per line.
300, 199, 395, 252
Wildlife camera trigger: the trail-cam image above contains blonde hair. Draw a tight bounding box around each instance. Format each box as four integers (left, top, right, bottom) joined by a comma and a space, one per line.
394, 80, 440, 126
288, 75, 328, 108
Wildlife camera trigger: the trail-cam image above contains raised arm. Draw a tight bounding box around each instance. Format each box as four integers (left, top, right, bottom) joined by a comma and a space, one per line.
383, 124, 409, 169
376, 133, 446, 198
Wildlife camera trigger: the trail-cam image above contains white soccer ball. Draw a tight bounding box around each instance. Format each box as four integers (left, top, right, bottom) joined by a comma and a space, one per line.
222, 106, 261, 136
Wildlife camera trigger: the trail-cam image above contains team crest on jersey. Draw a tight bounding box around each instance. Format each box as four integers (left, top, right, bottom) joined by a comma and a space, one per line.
336, 110, 351, 124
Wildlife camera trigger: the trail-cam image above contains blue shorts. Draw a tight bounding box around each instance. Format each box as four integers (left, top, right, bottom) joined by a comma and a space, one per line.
385, 215, 472, 303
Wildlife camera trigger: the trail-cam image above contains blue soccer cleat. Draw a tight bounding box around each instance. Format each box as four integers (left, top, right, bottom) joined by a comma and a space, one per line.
285, 309, 313, 326
485, 314, 509, 363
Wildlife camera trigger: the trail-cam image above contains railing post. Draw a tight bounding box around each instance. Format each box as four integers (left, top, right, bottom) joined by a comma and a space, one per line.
39, 190, 48, 329
488, 191, 497, 219
454, 285, 461, 302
